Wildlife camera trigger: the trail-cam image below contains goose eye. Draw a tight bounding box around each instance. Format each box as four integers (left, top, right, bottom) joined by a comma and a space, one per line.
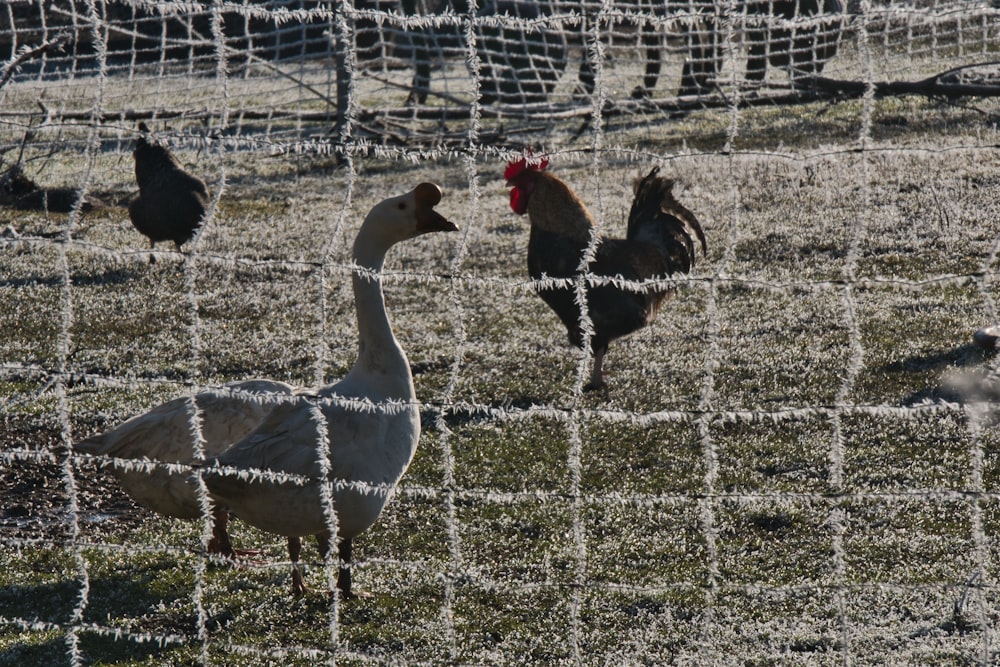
397, 202, 406, 210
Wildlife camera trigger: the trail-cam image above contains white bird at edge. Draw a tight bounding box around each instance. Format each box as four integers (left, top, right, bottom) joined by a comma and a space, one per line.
201, 182, 458, 598
73, 379, 297, 557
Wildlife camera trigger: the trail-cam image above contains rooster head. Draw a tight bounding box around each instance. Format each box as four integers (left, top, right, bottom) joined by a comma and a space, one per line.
505, 154, 548, 216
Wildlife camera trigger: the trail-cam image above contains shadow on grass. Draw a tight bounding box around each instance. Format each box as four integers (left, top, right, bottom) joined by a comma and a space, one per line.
0, 265, 145, 290
896, 342, 998, 406
0, 633, 69, 667
0, 629, 196, 666
887, 342, 990, 375
0, 578, 81, 626
71, 266, 148, 287
0, 566, 208, 663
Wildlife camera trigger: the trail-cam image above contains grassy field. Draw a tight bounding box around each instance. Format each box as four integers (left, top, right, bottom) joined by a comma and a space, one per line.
4, 25, 1000, 665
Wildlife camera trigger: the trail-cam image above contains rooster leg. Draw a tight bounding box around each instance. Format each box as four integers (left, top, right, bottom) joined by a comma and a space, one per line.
585, 347, 609, 392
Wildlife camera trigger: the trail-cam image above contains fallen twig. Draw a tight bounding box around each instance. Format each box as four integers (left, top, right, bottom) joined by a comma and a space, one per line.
799, 61, 1000, 101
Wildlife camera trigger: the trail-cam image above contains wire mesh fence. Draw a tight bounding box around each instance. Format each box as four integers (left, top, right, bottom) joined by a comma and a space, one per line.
4, 1, 1000, 665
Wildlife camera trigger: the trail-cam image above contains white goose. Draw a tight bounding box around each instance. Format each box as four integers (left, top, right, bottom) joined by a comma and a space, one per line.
73, 379, 296, 556
202, 182, 457, 598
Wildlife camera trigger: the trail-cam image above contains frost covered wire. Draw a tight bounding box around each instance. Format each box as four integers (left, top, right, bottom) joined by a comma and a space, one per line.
3, 230, 996, 296
424, 22, 485, 651
56, 0, 118, 660
305, 402, 341, 654
568, 2, 619, 654
210, 0, 231, 128
688, 3, 742, 652
177, 194, 216, 662
6, 0, 1000, 663
56, 239, 87, 667
963, 398, 993, 661
825, 2, 880, 661
183, 394, 213, 655
175, 7, 231, 655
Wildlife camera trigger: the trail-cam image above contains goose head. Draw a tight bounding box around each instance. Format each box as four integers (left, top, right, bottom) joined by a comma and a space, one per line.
355, 183, 458, 260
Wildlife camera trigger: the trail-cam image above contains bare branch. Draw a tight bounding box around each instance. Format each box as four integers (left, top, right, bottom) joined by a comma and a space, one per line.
799, 62, 1000, 101
0, 33, 69, 91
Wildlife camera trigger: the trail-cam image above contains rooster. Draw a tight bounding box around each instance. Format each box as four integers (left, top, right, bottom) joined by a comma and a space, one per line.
506, 157, 706, 390
128, 122, 210, 261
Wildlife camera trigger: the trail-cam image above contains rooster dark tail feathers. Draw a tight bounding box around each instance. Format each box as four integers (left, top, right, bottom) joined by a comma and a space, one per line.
627, 167, 707, 274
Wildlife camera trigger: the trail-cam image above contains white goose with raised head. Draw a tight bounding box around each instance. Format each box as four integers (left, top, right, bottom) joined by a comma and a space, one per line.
203, 182, 457, 597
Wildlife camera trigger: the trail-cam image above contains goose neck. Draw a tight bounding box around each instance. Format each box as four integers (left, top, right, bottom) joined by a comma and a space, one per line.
347, 235, 413, 397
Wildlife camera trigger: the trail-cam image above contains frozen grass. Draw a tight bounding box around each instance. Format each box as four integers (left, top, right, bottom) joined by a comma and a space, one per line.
5, 35, 1000, 667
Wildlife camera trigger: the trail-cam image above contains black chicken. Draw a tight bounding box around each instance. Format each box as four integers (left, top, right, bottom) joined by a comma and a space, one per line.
506, 158, 706, 390
128, 123, 210, 261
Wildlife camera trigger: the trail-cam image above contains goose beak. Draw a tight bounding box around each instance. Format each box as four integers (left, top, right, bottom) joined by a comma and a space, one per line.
414, 183, 458, 234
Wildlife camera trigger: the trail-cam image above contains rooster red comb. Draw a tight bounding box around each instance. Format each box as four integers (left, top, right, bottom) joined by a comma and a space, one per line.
504, 153, 549, 181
